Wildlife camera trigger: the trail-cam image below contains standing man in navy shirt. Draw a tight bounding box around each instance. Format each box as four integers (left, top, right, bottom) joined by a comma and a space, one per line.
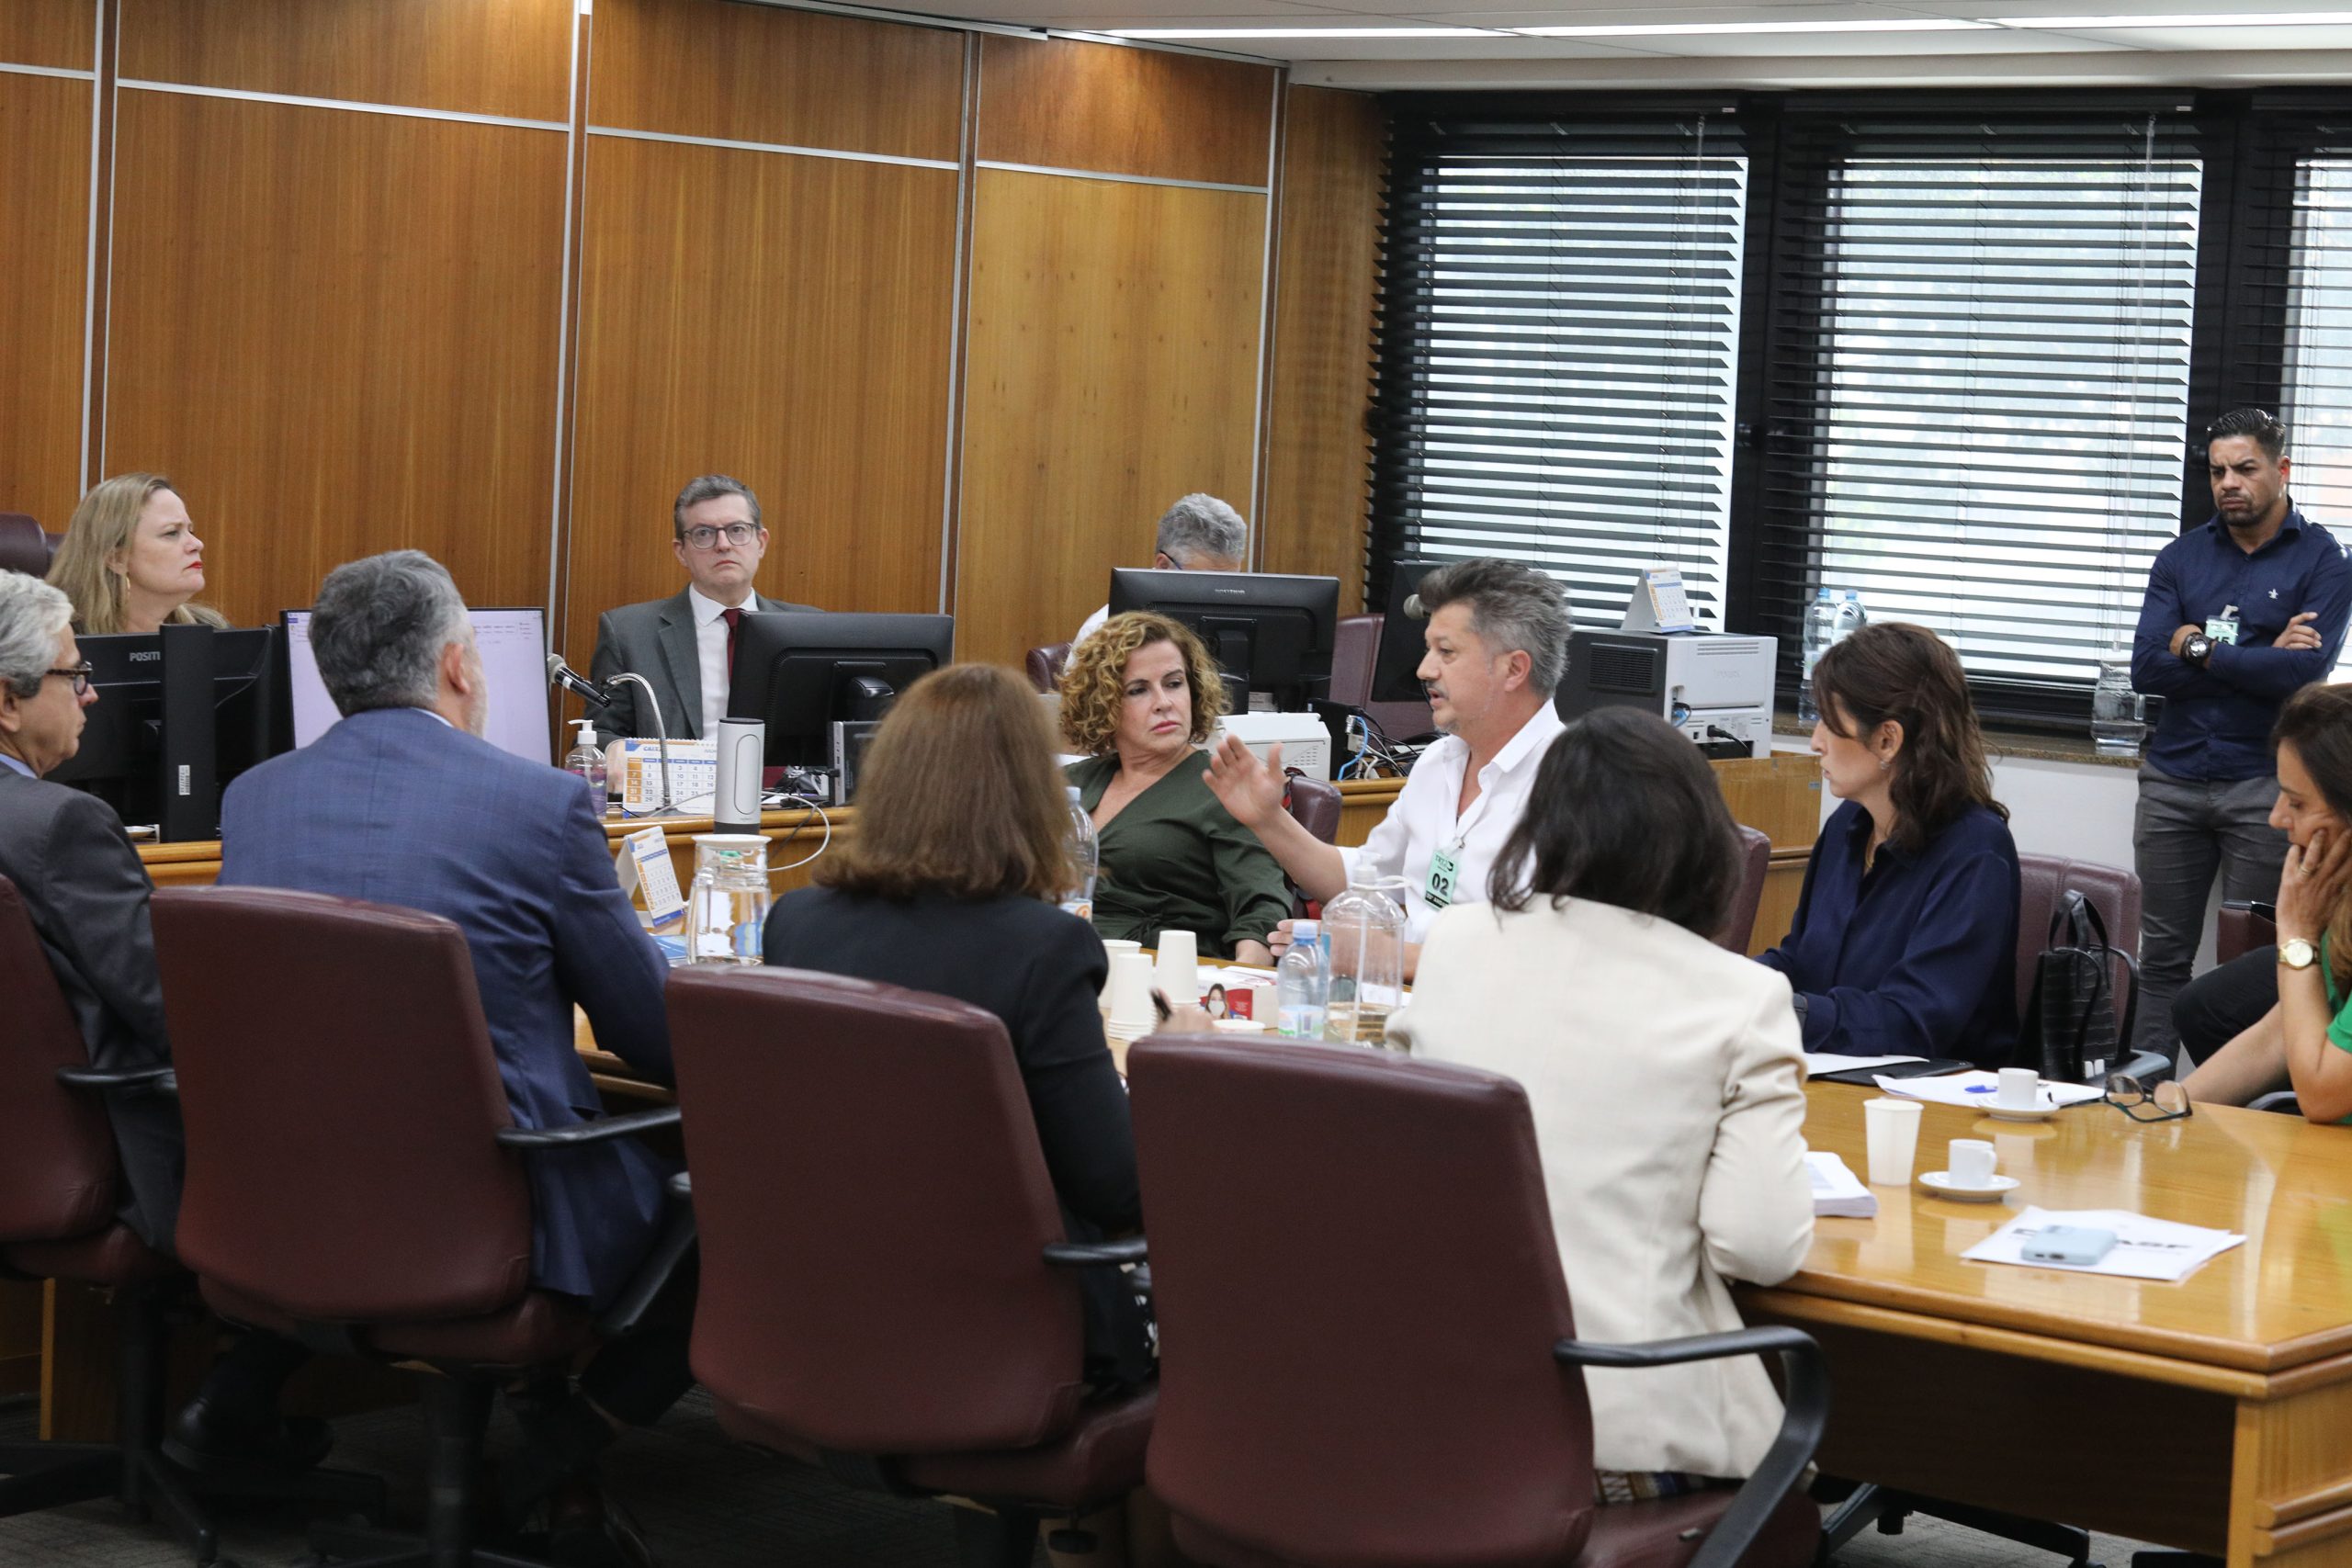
2131, 408, 2352, 1058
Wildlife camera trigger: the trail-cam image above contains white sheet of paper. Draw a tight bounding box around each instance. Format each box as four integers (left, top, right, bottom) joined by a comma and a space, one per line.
1962, 1206, 2245, 1282
1804, 1053, 1928, 1077
1805, 1150, 1878, 1218
1870, 1071, 2103, 1111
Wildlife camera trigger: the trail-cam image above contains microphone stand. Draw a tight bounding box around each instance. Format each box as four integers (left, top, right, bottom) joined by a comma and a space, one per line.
604, 671, 676, 816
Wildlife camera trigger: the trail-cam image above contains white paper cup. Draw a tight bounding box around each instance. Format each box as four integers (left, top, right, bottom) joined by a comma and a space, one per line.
1155, 930, 1200, 1007
1104, 951, 1156, 1032
1996, 1066, 2041, 1111
1098, 940, 1141, 1007
1863, 1098, 1924, 1187
1949, 1138, 1997, 1188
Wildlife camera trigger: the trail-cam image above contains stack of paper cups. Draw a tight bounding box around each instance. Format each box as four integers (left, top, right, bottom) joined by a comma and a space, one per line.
1098, 939, 1141, 1010
1104, 951, 1156, 1041
1156, 930, 1200, 1008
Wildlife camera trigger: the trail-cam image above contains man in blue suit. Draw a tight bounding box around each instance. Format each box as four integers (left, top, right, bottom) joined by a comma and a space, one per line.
218, 550, 682, 1563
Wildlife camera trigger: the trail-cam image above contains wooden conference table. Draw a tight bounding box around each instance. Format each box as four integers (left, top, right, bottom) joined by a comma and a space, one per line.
1752, 1083, 2352, 1567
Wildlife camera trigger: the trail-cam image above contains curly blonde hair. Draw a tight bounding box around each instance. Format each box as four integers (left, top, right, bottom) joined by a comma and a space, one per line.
1058, 612, 1226, 756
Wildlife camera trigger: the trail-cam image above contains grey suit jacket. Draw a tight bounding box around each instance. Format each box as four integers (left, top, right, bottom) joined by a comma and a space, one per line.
585, 588, 815, 746
0, 769, 185, 1253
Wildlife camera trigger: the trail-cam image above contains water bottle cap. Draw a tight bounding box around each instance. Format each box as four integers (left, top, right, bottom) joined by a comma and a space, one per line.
1067, 784, 1083, 802
1292, 919, 1318, 939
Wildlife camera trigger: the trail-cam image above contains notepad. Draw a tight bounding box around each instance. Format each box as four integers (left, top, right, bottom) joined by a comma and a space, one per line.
1805, 1151, 1877, 1219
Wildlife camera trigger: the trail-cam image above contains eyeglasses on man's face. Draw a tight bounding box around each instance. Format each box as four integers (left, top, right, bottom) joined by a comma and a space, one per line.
680, 523, 760, 551
45, 662, 94, 698
2105, 1073, 2192, 1123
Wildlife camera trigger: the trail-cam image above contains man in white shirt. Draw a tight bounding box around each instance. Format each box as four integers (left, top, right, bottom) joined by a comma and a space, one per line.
587, 474, 818, 745
1204, 557, 1572, 979
1071, 492, 1250, 648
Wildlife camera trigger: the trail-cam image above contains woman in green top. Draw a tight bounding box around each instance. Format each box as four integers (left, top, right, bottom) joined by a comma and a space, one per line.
1059, 613, 1290, 964
2185, 682, 2352, 1122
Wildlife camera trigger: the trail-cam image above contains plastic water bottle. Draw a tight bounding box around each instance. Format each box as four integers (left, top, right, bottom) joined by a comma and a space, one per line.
562, 720, 607, 800
1275, 919, 1329, 1040
1796, 588, 1838, 726
1835, 589, 1869, 644
1060, 785, 1099, 922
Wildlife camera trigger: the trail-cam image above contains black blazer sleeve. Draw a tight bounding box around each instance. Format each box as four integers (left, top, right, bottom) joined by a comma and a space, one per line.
28, 788, 172, 1067
1009, 913, 1139, 1232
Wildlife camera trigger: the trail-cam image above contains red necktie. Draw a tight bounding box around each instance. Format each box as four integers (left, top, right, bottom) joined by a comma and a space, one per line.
722, 606, 742, 674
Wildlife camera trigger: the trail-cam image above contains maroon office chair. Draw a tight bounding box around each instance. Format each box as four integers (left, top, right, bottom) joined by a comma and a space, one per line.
152, 887, 683, 1568
0, 513, 52, 577
1125, 1034, 1826, 1568
1713, 825, 1772, 954
1026, 642, 1074, 694
666, 966, 1153, 1568
2217, 898, 2276, 964
1280, 776, 1345, 918
2011, 852, 2169, 1083
0, 875, 380, 1565
1331, 613, 1436, 741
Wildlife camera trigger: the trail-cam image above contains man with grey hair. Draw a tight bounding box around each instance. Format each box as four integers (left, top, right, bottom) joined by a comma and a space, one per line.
219, 551, 689, 1557
1204, 557, 1572, 978
588, 474, 817, 746
1071, 491, 1251, 646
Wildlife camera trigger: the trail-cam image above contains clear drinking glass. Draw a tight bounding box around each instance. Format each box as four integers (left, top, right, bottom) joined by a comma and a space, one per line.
2090, 653, 2146, 757
1322, 874, 1408, 1047
686, 833, 771, 965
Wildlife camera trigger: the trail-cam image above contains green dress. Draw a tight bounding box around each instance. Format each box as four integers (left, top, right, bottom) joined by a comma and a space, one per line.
1066, 751, 1294, 960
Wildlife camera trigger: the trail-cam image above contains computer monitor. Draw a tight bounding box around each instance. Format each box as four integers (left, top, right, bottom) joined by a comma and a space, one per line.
1105, 569, 1339, 710
282, 606, 553, 764
1367, 559, 1443, 704
50, 624, 286, 842
727, 612, 955, 771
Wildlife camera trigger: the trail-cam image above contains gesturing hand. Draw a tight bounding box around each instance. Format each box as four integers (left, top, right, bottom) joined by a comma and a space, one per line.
1203, 735, 1285, 830
2278, 826, 2352, 944
2278, 611, 2324, 652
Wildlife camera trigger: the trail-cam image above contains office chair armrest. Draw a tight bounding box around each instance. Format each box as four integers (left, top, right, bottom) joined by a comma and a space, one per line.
2222, 898, 2278, 923
495, 1104, 682, 1149
1043, 1237, 1147, 1268
2249, 1089, 2303, 1116
667, 1171, 692, 1201
55, 1064, 177, 1096
594, 1193, 697, 1339
1555, 1325, 1828, 1568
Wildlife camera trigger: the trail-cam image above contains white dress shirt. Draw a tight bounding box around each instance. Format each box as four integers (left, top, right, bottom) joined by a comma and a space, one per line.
1338, 699, 1566, 942
687, 585, 755, 739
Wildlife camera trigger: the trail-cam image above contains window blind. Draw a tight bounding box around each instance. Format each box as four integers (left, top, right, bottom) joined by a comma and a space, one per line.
1367, 110, 1747, 630
2263, 117, 2352, 676
1751, 110, 2202, 722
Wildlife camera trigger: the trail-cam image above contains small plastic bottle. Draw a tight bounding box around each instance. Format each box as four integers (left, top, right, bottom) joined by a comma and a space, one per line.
1275, 919, 1330, 1040
1797, 589, 1838, 726
1060, 785, 1099, 922
1835, 589, 1869, 644
562, 720, 608, 802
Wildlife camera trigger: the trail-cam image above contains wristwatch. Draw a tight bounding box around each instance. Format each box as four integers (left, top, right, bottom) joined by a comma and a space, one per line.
2181, 630, 2217, 668
2280, 937, 2319, 971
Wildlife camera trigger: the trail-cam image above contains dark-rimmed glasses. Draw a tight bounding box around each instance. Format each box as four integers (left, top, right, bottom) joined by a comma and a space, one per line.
45, 662, 94, 697
2105, 1073, 2192, 1123
680, 524, 759, 551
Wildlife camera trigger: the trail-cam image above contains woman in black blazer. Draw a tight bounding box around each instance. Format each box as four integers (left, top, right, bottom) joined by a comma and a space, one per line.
763, 661, 1148, 1385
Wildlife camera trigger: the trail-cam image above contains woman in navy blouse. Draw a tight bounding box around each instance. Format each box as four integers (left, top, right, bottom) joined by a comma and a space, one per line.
1758, 622, 2022, 1066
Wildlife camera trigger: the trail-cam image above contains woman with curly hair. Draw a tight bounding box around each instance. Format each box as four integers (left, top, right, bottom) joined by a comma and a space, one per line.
1059, 613, 1289, 964
1757, 621, 2022, 1066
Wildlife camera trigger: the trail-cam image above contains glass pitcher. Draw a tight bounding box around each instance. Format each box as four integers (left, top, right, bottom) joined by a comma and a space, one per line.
687, 833, 770, 965
2090, 652, 2146, 757
1322, 874, 1408, 1048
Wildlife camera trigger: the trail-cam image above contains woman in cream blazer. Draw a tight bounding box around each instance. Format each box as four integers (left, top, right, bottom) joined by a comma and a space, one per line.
1387, 707, 1812, 1485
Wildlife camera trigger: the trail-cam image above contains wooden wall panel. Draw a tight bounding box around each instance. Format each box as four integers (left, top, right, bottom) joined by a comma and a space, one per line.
0, 0, 96, 70
564, 136, 960, 668
0, 72, 92, 528
957, 169, 1267, 669
104, 93, 568, 625
1260, 86, 1384, 615
119, 0, 572, 121
589, 0, 961, 163
978, 35, 1275, 188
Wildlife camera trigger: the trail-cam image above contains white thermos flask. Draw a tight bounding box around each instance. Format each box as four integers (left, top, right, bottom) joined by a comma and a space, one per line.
714, 718, 765, 833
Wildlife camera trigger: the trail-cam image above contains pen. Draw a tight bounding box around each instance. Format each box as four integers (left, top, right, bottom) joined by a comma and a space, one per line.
1149, 987, 1173, 1024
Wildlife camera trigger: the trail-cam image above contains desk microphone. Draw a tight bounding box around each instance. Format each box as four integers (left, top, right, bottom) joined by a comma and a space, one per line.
547, 654, 612, 710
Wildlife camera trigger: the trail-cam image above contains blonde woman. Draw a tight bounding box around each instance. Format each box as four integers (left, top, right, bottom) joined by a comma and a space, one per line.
47, 475, 228, 635
1060, 612, 1287, 965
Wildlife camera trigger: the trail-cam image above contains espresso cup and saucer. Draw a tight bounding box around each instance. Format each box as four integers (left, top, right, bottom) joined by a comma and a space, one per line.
1917, 1137, 2020, 1202
1984, 1065, 2060, 1122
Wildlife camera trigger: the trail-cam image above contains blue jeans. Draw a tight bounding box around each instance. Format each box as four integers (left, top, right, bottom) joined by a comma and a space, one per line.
2132, 763, 2287, 1054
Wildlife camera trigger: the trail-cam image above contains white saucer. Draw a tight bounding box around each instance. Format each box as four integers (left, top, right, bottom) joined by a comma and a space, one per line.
1917, 1170, 2019, 1202
1984, 1100, 2060, 1122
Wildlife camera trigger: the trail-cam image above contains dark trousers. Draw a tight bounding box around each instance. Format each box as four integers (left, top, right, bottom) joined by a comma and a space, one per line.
2132, 766, 2287, 1054
2172, 945, 2278, 1067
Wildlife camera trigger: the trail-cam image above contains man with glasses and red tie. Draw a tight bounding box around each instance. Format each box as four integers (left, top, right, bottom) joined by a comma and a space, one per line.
586, 474, 818, 747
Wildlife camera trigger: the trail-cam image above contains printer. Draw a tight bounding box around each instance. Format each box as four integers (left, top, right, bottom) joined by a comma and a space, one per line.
1557, 629, 1779, 759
